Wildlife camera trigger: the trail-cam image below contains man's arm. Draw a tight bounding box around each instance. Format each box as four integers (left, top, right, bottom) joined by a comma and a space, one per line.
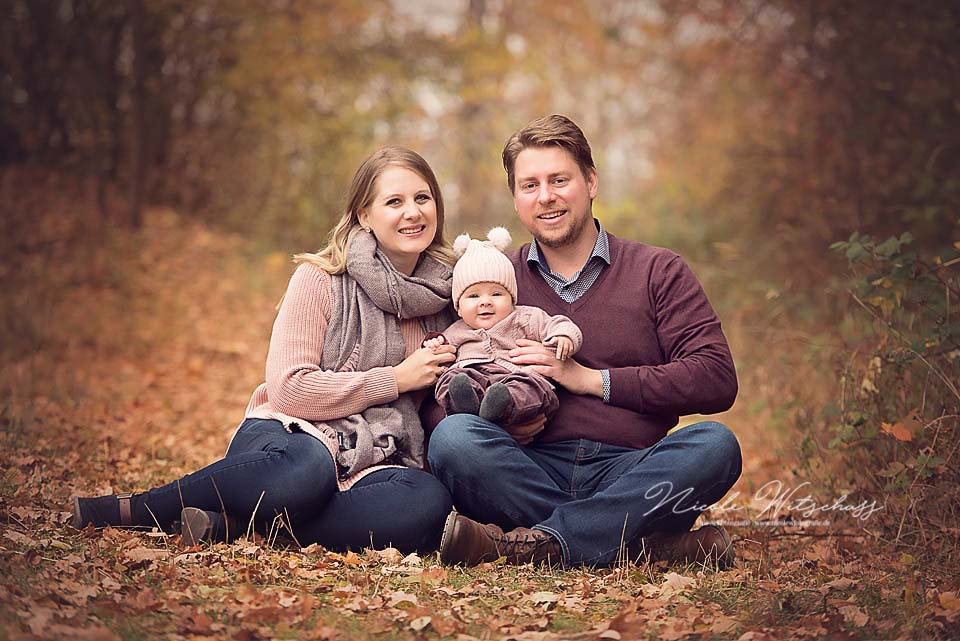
607, 255, 737, 415
511, 255, 737, 416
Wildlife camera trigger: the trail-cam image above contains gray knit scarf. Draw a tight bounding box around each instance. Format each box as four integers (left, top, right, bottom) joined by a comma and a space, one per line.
319, 229, 454, 477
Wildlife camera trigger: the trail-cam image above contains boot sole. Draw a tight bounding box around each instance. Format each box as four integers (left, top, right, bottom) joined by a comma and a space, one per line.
71, 496, 83, 530
438, 510, 459, 564
703, 524, 735, 569
180, 507, 213, 546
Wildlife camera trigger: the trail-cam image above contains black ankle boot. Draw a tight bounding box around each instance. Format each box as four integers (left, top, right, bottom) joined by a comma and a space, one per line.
72, 493, 137, 529
447, 373, 480, 414
479, 383, 512, 422
180, 508, 243, 546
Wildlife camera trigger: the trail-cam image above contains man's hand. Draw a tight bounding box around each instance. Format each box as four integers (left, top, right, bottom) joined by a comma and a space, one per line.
509, 338, 604, 397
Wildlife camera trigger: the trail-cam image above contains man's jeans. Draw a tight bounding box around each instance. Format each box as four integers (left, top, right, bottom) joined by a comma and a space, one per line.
428, 415, 742, 566
137, 418, 452, 552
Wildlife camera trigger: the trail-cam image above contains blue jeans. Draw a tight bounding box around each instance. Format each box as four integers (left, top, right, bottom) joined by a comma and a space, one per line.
427, 415, 741, 566
136, 418, 451, 552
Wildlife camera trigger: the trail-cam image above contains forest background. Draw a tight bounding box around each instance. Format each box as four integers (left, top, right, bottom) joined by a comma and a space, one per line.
1, 1, 959, 640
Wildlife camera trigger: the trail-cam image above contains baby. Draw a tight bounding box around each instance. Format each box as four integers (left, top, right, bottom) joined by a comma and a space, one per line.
425, 228, 583, 427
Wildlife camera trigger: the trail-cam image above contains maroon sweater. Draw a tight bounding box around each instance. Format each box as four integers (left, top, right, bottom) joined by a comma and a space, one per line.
509, 234, 737, 449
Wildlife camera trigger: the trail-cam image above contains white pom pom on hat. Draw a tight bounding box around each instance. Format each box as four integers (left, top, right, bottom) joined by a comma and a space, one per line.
486, 226, 512, 251
453, 233, 472, 257
451, 227, 518, 310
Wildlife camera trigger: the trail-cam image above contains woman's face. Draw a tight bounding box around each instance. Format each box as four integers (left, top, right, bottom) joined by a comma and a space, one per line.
359, 166, 438, 275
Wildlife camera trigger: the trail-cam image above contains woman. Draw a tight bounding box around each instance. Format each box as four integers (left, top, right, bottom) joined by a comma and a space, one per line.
72, 146, 459, 553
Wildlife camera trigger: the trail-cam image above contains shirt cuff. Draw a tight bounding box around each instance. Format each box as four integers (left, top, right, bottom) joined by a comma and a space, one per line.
601, 369, 611, 404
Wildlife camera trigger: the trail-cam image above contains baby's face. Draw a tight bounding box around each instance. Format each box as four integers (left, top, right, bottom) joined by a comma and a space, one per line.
458, 282, 514, 330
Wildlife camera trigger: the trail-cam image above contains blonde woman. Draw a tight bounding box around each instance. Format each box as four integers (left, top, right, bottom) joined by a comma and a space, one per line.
73, 147, 459, 552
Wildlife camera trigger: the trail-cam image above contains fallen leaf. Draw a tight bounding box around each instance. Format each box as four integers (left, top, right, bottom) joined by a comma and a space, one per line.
387, 591, 418, 607
419, 566, 448, 586
528, 591, 559, 604
607, 609, 648, 638
410, 615, 431, 631
939, 592, 960, 611
373, 547, 403, 564
235, 583, 261, 604
824, 577, 855, 590
243, 605, 286, 623
431, 615, 462, 636
838, 605, 869, 627
4, 530, 36, 546
881, 422, 912, 442
710, 615, 739, 633
22, 607, 55, 635
123, 546, 170, 563
659, 572, 697, 596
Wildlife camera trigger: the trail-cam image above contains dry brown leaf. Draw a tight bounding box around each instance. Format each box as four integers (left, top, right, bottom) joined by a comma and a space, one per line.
22, 607, 55, 635
243, 605, 286, 624
881, 421, 913, 442
528, 591, 559, 604
386, 590, 418, 607
122, 546, 170, 563
419, 566, 449, 586
659, 572, 697, 596
410, 615, 431, 631
431, 615, 462, 636
710, 615, 739, 633
823, 577, 855, 590
838, 605, 869, 627
607, 609, 648, 638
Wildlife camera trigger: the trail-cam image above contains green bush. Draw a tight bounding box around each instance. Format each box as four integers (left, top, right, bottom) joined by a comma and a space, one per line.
821, 232, 959, 570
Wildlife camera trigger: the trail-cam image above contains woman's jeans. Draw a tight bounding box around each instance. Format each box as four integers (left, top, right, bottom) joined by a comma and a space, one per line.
134, 418, 451, 552
428, 415, 742, 566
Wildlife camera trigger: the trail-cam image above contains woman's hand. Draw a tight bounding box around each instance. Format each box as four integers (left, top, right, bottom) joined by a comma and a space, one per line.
394, 345, 456, 393
509, 338, 604, 397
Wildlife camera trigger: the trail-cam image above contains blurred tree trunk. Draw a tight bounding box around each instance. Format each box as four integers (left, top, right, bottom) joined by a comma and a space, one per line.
455, 0, 494, 224
127, 0, 146, 229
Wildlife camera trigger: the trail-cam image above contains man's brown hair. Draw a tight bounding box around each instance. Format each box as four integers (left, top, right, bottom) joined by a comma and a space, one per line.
502, 114, 596, 193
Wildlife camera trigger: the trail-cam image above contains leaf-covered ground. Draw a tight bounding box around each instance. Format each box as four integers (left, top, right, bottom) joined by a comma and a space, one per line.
1, 185, 958, 640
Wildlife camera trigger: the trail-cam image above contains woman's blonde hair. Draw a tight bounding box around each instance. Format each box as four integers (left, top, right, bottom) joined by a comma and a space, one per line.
294, 146, 456, 273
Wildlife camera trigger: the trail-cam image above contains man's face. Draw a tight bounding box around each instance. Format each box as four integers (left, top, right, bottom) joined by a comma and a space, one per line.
512, 146, 598, 249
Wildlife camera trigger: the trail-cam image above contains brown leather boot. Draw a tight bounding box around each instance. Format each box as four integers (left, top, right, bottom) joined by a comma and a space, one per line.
630, 524, 735, 569
439, 511, 562, 566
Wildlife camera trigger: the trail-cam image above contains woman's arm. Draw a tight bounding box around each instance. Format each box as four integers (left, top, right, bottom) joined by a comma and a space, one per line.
265, 264, 399, 421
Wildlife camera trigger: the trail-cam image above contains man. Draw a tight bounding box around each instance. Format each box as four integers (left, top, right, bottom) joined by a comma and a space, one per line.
427, 114, 741, 568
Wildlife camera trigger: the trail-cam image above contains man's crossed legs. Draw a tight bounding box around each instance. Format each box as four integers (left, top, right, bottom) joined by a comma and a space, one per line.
428, 415, 742, 567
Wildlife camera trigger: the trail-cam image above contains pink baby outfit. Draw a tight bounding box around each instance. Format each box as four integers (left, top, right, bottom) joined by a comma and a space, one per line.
434, 305, 582, 425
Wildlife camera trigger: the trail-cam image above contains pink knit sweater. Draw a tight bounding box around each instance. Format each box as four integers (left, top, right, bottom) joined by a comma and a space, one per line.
240, 263, 429, 488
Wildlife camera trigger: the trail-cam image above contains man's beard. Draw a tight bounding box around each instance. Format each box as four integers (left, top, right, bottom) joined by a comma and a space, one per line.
534, 211, 591, 249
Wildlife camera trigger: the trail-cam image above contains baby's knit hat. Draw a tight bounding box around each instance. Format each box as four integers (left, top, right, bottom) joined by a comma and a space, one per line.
452, 227, 517, 311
